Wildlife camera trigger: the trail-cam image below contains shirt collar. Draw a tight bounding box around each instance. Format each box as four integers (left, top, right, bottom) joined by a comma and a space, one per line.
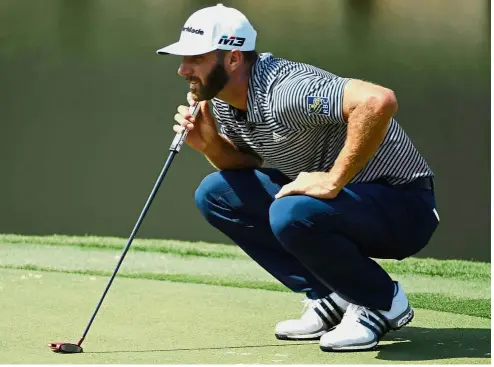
246, 52, 272, 122
228, 52, 272, 122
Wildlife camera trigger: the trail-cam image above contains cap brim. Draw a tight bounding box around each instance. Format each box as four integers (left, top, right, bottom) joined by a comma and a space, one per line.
156, 40, 216, 56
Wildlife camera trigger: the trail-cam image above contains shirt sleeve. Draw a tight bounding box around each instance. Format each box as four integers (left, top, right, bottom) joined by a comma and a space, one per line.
271, 71, 350, 129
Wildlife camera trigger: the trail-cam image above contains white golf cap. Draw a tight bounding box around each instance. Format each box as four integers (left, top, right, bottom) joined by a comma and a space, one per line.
156, 3, 256, 56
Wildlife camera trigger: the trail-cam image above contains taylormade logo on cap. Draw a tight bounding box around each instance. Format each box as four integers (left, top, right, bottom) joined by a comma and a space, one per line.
182, 26, 204, 35
156, 3, 257, 56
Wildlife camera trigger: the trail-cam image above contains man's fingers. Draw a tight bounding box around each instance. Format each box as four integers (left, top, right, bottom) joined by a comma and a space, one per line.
275, 181, 308, 199
187, 92, 197, 106
173, 113, 187, 125
173, 125, 185, 134
174, 113, 194, 130
275, 184, 295, 199
177, 105, 195, 122
177, 105, 189, 115
275, 189, 290, 199
173, 123, 193, 133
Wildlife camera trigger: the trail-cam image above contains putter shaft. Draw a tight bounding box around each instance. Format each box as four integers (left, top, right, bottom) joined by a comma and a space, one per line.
76, 104, 200, 346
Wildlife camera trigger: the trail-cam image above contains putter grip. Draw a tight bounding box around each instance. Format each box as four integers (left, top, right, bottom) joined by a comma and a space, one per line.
169, 104, 201, 152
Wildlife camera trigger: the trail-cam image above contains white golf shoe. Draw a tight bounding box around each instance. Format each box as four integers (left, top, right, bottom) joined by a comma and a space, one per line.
275, 293, 349, 340
319, 282, 414, 352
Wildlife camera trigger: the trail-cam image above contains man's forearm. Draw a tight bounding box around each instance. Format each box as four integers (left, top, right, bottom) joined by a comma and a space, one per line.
203, 134, 263, 171
328, 94, 398, 188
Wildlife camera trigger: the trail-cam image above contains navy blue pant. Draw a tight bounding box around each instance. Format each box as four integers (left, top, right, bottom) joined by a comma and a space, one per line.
194, 168, 439, 310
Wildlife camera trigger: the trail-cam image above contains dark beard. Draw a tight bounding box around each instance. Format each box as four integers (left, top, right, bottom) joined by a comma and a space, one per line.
189, 60, 229, 101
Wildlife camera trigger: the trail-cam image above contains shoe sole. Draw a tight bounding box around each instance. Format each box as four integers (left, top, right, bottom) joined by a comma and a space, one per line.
392, 307, 414, 330
320, 308, 414, 352
320, 340, 379, 352
275, 330, 328, 341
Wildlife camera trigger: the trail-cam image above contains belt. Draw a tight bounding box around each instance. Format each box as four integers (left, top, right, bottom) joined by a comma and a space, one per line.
394, 177, 434, 191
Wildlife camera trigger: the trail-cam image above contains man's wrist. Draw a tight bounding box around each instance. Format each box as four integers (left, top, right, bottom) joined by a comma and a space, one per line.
325, 171, 347, 191
201, 134, 223, 156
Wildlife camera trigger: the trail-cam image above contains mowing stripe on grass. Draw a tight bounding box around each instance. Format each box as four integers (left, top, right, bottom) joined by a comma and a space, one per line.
381, 258, 490, 282
0, 234, 241, 260
1, 233, 490, 282
1, 264, 489, 319
1, 243, 488, 299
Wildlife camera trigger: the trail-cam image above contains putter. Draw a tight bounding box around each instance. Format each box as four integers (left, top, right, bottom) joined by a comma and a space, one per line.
49, 104, 200, 354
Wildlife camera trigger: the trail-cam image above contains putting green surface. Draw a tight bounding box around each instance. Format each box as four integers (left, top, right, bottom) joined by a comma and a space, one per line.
0, 243, 489, 296
0, 269, 490, 364
0, 241, 490, 318
0, 234, 491, 364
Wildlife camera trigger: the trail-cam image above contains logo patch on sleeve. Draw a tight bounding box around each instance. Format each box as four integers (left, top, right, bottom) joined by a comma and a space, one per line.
307, 96, 330, 115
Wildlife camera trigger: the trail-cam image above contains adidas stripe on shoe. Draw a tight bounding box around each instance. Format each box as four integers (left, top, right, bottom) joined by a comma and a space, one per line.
275, 293, 349, 341
319, 282, 414, 352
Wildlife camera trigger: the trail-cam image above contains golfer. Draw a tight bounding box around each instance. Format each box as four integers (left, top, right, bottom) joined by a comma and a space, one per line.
157, 4, 439, 352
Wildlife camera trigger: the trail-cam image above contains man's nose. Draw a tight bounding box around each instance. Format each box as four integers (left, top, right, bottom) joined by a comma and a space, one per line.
178, 63, 192, 77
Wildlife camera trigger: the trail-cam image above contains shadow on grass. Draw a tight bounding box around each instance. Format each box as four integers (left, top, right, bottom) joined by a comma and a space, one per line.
87, 327, 490, 361
377, 326, 491, 361
86, 342, 319, 354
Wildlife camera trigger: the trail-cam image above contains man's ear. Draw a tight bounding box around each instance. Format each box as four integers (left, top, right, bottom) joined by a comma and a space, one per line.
227, 50, 243, 71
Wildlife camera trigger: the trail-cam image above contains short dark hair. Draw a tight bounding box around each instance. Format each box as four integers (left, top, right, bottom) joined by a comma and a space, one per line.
242, 50, 258, 65
216, 50, 258, 65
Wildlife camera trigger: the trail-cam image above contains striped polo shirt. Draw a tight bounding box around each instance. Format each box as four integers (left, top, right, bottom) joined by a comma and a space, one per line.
211, 53, 434, 184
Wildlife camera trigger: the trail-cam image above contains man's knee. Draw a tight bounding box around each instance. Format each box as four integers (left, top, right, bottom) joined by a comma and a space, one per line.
269, 196, 339, 251
195, 170, 255, 217
194, 171, 228, 215
197, 168, 279, 216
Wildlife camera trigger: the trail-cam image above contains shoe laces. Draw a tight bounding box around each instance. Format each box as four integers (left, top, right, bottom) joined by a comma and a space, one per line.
341, 303, 369, 326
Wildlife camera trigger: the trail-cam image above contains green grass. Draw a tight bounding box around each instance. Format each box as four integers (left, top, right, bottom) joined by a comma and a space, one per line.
406, 293, 490, 320
1, 263, 490, 319
0, 233, 491, 364
0, 234, 490, 320
1, 233, 489, 281
0, 268, 490, 364
380, 257, 490, 282
0, 233, 242, 259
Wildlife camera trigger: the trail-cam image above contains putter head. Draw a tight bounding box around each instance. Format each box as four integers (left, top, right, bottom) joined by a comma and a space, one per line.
49, 342, 83, 354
